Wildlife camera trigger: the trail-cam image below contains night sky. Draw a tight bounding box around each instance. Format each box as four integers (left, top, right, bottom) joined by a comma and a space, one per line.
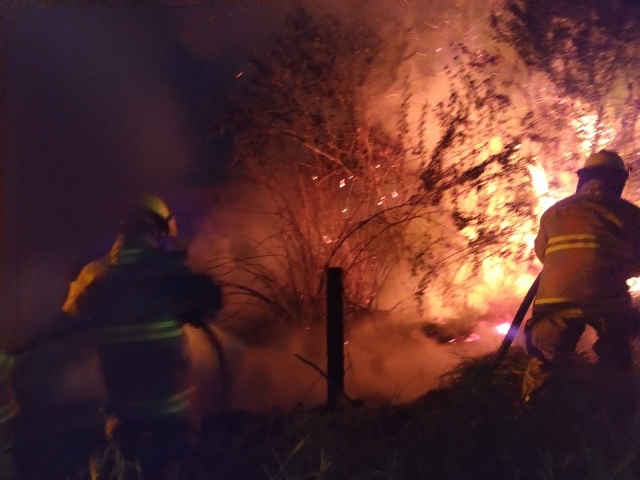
2, 4, 297, 344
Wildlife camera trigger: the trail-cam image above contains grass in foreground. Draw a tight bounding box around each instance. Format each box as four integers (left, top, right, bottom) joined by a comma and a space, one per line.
24, 348, 640, 479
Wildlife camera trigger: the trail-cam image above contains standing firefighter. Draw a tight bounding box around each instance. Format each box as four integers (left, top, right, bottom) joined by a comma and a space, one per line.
522, 150, 640, 412
78, 195, 222, 478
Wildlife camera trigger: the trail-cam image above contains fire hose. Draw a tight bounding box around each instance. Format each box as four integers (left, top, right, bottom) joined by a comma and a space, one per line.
492, 273, 540, 369
194, 321, 230, 411
10, 319, 90, 356
11, 317, 230, 411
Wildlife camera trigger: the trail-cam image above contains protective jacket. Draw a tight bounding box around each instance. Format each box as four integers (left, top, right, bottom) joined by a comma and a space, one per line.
62, 236, 123, 317
534, 179, 640, 313
80, 235, 222, 420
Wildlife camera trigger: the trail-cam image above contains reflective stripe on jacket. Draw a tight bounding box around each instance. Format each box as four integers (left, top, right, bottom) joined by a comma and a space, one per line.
99, 318, 183, 344
97, 243, 191, 418
534, 180, 640, 313
81, 237, 222, 420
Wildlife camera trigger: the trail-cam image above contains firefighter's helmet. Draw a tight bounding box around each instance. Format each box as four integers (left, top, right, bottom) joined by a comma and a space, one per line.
141, 195, 178, 237
578, 150, 628, 178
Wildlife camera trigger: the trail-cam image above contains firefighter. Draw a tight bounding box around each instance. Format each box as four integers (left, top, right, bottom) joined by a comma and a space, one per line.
0, 351, 19, 480
522, 150, 640, 412
77, 195, 222, 479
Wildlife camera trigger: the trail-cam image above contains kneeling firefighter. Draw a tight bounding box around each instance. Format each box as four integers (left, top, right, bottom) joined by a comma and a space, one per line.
76, 195, 223, 478
522, 151, 640, 415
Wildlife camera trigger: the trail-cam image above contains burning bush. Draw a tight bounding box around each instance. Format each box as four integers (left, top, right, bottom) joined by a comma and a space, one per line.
205, 6, 556, 328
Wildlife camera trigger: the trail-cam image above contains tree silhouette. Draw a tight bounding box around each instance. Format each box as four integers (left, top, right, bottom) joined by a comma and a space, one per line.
493, 0, 640, 155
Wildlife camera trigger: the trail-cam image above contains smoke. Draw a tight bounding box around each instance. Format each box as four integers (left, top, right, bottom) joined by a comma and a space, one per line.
179, 1, 542, 410
231, 316, 510, 411
182, 174, 531, 411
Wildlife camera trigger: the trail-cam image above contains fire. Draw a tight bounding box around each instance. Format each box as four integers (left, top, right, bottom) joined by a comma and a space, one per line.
627, 277, 640, 295
527, 163, 559, 215
430, 107, 640, 320
570, 111, 617, 157
493, 322, 511, 336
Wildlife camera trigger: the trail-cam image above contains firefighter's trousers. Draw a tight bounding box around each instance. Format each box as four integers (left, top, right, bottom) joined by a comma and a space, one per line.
522, 307, 637, 408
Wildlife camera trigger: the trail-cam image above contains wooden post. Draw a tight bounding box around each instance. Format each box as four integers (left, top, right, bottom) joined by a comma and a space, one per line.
326, 267, 344, 408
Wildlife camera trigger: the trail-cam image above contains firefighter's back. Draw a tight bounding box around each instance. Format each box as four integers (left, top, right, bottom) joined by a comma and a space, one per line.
535, 191, 640, 311
86, 240, 210, 478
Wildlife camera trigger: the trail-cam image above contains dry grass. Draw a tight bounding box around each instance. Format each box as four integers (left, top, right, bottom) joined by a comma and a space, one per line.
17, 348, 640, 480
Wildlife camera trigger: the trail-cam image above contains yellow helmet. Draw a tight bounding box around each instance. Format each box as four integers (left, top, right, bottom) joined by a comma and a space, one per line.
141, 194, 178, 237
579, 150, 628, 177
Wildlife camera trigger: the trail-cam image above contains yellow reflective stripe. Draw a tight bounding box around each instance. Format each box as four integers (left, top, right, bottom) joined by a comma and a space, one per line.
100, 330, 183, 344
99, 320, 182, 344
112, 389, 192, 416
545, 241, 626, 256
545, 242, 599, 254
547, 234, 597, 244
114, 248, 144, 265
534, 297, 570, 305
101, 320, 178, 334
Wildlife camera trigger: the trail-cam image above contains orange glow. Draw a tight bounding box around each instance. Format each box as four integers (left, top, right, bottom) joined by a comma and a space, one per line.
420, 103, 640, 320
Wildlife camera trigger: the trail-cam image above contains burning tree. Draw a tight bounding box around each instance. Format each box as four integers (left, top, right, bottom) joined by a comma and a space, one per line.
492, 0, 640, 159
213, 6, 546, 326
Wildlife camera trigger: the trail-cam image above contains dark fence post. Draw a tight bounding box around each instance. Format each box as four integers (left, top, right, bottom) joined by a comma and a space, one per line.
326, 267, 345, 408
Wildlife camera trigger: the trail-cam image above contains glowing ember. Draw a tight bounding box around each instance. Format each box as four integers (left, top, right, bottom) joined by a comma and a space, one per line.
493, 322, 511, 336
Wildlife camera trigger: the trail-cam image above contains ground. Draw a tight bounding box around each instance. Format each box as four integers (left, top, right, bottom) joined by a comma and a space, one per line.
10, 348, 640, 480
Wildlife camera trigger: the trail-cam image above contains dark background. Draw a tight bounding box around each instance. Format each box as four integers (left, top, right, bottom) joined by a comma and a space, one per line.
1, 4, 296, 345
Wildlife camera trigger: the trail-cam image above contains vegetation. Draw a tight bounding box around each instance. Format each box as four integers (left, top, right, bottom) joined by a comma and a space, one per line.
210, 5, 544, 326
19, 5, 640, 480
20, 348, 640, 479
493, 0, 640, 156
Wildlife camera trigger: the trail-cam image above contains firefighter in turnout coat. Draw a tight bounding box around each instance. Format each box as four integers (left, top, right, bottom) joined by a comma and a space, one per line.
78, 195, 222, 478
523, 150, 640, 411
